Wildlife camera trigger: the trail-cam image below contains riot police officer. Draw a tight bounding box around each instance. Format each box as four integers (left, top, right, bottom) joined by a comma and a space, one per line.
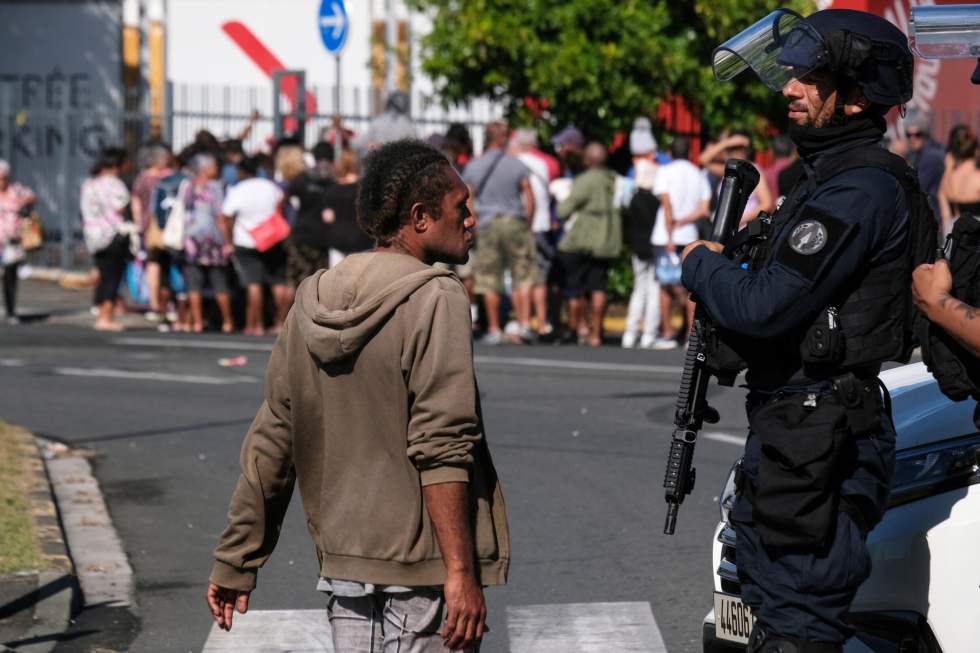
683, 9, 916, 652
909, 4, 980, 391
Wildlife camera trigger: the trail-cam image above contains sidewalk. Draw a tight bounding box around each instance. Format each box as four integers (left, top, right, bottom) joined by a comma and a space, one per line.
16, 274, 160, 332
0, 428, 74, 653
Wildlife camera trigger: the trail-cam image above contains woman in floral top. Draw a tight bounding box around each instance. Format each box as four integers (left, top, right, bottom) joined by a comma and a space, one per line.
181, 153, 234, 333
0, 159, 36, 324
80, 148, 131, 332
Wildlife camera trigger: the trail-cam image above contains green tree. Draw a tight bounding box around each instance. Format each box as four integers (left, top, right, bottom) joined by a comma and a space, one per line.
409, 0, 813, 141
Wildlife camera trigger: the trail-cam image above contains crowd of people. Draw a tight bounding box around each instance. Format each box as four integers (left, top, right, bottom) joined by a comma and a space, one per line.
0, 103, 977, 341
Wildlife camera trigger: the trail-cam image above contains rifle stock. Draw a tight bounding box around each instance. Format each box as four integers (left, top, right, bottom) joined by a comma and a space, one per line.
663, 159, 760, 535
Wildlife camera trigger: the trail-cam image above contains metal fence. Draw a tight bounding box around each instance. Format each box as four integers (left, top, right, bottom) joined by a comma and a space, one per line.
0, 81, 504, 269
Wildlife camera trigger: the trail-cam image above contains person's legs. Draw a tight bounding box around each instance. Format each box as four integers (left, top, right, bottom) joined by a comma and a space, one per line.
207, 266, 234, 333
532, 232, 554, 335
327, 594, 384, 653
145, 260, 162, 314
94, 239, 127, 331
271, 284, 291, 333
2, 263, 18, 320
246, 284, 264, 335
659, 285, 675, 339
233, 247, 267, 336
483, 292, 502, 336
589, 290, 607, 347
623, 257, 648, 347
182, 264, 205, 332
188, 291, 204, 332
511, 287, 532, 329
505, 217, 539, 331
473, 219, 505, 341
641, 264, 661, 347
264, 245, 291, 332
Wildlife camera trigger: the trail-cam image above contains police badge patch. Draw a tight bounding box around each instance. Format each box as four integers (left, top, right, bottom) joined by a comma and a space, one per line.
789, 221, 828, 255
775, 208, 855, 283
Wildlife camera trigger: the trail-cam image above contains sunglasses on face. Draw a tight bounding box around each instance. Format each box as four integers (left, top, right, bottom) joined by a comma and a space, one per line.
906, 131, 924, 139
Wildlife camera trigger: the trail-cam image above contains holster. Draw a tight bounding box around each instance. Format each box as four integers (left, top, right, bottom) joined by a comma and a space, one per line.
744, 373, 879, 550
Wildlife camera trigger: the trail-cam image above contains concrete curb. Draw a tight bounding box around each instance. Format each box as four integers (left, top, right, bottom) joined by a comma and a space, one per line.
0, 428, 75, 653
45, 455, 134, 611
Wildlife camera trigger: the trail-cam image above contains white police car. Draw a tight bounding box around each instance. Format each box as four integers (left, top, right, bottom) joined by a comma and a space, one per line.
703, 362, 980, 652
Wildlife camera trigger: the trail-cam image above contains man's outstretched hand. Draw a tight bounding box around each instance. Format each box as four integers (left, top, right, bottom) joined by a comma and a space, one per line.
206, 582, 250, 631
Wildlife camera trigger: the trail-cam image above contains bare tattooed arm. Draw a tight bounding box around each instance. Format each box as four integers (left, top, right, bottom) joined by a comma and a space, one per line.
913, 261, 980, 358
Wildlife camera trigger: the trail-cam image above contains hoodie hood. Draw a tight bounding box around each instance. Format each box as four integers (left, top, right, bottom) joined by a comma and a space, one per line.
295, 252, 454, 364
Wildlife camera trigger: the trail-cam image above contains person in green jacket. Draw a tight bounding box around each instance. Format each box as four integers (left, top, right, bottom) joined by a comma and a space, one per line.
555, 142, 623, 346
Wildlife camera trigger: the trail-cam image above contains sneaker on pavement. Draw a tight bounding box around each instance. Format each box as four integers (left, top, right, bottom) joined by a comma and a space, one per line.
651, 337, 678, 350
517, 325, 536, 344
481, 330, 503, 346
639, 334, 657, 349
621, 332, 638, 349
145, 310, 162, 323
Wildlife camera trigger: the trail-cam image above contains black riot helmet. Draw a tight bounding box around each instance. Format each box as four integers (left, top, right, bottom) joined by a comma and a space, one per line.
713, 8, 914, 106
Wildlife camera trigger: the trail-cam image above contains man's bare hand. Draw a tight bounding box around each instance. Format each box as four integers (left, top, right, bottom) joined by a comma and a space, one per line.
912, 260, 953, 317
206, 582, 250, 631
441, 571, 486, 651
681, 240, 724, 262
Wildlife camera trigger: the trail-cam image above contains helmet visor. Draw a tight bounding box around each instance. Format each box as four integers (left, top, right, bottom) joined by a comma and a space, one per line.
712, 9, 826, 92
910, 4, 980, 59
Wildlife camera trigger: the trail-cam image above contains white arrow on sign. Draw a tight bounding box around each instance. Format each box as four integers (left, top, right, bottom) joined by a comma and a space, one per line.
320, 2, 346, 39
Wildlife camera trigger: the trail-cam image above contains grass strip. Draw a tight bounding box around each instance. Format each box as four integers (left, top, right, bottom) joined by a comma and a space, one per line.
0, 422, 43, 575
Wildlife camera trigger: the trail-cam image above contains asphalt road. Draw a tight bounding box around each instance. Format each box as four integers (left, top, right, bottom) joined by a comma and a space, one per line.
0, 323, 751, 653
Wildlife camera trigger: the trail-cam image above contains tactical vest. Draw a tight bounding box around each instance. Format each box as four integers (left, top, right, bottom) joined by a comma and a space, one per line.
802, 147, 935, 371
918, 212, 980, 403
705, 146, 935, 383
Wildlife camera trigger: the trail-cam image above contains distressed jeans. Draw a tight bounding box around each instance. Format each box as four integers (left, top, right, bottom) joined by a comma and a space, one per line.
326, 588, 479, 653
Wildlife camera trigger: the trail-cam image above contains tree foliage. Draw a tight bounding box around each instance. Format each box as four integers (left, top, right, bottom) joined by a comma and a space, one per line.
409, 0, 814, 141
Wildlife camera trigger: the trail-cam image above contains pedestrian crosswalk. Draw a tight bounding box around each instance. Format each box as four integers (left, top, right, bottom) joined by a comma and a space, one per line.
201, 601, 669, 652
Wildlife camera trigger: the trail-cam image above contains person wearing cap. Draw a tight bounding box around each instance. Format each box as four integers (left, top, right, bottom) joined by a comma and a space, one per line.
551, 125, 585, 178
682, 9, 917, 652
621, 118, 662, 349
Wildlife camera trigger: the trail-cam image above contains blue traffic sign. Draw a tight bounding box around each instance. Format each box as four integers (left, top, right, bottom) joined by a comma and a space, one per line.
318, 0, 349, 54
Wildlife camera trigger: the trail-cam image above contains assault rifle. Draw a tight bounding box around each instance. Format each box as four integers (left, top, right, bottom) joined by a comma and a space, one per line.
663, 159, 760, 535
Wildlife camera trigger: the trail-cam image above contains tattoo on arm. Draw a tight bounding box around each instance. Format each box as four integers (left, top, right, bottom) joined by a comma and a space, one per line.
949, 297, 979, 321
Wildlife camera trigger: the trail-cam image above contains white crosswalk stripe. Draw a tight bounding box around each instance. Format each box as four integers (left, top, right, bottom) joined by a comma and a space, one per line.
507, 602, 668, 652
202, 609, 333, 652
201, 602, 669, 652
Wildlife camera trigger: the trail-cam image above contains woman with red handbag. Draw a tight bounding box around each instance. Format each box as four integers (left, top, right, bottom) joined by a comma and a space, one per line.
219, 156, 290, 336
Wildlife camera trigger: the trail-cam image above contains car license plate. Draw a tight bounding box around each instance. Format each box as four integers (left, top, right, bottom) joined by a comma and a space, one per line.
714, 591, 756, 645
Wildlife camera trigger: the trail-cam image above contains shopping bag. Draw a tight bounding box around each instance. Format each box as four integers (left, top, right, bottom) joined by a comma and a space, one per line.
19, 211, 43, 251
162, 181, 189, 251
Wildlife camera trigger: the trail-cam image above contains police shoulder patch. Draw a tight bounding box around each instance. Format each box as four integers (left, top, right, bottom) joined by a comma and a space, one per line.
788, 220, 828, 255
775, 207, 856, 283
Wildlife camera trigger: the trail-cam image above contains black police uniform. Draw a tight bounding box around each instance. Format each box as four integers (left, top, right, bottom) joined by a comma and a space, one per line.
685, 137, 907, 645
693, 8, 916, 651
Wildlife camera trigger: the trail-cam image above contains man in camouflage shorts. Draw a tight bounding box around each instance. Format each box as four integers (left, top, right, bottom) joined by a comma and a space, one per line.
463, 122, 538, 344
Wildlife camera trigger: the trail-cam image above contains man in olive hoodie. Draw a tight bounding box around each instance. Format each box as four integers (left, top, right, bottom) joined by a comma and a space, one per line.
206, 140, 509, 652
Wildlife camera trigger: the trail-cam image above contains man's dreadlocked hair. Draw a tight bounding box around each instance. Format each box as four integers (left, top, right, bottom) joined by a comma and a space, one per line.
357, 140, 455, 246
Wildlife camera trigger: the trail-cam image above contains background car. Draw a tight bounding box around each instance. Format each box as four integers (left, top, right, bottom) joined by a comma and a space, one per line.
703, 362, 980, 652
